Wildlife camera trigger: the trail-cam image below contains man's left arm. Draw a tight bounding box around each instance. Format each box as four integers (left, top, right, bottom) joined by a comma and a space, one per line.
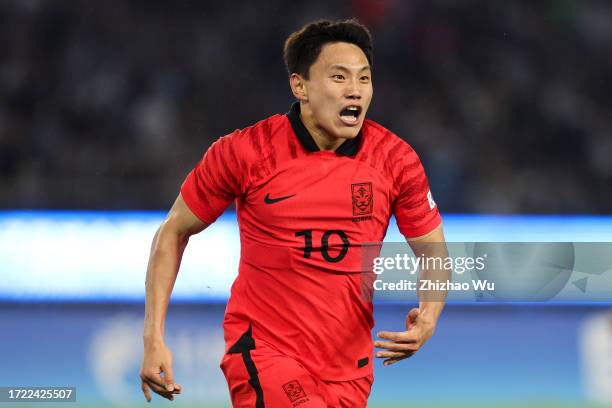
374, 224, 449, 366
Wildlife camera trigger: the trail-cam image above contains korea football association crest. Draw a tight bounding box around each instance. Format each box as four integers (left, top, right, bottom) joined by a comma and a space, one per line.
282, 380, 308, 404
351, 182, 373, 216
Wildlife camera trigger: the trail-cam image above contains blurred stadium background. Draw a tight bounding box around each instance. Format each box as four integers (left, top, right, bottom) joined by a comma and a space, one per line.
1, 0, 611, 407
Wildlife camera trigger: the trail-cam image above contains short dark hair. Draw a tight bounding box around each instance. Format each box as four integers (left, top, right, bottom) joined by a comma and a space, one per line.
283, 19, 374, 79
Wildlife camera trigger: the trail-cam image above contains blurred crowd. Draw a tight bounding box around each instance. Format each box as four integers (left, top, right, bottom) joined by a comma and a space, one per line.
1, 0, 610, 213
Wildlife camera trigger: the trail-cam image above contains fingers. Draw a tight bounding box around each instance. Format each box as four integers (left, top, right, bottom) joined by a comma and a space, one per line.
141, 370, 165, 389
375, 350, 407, 359
377, 330, 419, 343
374, 328, 420, 365
140, 371, 181, 401
141, 381, 152, 402
162, 364, 178, 392
383, 355, 413, 366
406, 308, 420, 329
374, 340, 418, 352
408, 308, 420, 320
376, 331, 404, 341
143, 379, 175, 400
375, 308, 436, 367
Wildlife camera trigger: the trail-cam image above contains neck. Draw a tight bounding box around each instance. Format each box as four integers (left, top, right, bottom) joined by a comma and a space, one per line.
299, 103, 345, 151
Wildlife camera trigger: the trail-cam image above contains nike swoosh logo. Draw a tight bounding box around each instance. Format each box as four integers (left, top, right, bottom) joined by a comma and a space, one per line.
264, 193, 296, 204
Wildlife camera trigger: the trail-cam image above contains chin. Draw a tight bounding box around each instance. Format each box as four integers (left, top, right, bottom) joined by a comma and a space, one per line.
335, 126, 361, 139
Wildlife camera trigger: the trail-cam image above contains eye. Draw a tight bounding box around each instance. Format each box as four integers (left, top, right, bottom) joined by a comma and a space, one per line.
360, 75, 370, 82
332, 74, 345, 81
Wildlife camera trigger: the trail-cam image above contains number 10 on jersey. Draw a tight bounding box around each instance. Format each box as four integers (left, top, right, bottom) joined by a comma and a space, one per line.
295, 229, 350, 263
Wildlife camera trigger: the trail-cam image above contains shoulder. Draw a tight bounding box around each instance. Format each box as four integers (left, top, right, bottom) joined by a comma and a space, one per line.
359, 120, 430, 195
359, 120, 421, 174
217, 113, 286, 149
208, 113, 287, 162
205, 112, 291, 186
363, 119, 414, 152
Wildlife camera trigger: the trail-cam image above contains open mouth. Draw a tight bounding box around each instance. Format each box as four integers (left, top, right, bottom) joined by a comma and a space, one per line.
339, 105, 362, 126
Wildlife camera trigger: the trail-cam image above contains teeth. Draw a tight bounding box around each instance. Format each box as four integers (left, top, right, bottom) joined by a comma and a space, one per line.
340, 106, 360, 123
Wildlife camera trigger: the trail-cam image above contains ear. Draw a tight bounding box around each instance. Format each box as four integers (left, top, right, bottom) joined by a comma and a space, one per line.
289, 73, 308, 102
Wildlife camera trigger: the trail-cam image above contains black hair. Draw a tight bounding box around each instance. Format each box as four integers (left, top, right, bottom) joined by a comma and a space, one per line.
283, 19, 374, 79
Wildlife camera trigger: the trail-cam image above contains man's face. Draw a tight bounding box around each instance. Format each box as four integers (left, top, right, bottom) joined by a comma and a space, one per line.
299, 42, 373, 140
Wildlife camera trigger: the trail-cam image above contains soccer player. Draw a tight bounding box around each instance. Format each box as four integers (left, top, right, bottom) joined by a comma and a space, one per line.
140, 19, 448, 407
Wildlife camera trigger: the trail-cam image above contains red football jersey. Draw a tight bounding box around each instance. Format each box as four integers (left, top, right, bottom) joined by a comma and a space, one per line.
181, 103, 441, 381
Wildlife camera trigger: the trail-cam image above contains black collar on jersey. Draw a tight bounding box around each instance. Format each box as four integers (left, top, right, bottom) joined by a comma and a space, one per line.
287, 102, 362, 157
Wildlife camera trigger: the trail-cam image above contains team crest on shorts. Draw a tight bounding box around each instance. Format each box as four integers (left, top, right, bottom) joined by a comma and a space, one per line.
351, 182, 373, 216
282, 380, 307, 403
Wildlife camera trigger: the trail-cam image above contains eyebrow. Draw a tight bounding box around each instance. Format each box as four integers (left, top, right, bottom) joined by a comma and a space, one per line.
328, 64, 371, 72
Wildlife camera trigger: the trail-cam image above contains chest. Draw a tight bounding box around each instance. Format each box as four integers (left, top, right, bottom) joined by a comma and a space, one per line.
240, 154, 393, 232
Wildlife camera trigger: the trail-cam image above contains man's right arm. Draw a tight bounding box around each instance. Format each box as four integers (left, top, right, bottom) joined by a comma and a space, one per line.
140, 193, 207, 402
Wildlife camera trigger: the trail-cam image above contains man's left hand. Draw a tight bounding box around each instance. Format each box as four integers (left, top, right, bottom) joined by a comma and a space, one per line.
374, 307, 437, 366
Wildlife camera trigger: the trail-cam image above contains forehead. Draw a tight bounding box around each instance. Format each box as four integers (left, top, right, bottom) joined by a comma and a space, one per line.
313, 42, 370, 70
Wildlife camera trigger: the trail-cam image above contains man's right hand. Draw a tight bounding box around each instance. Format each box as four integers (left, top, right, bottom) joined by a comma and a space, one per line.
140, 195, 205, 402
140, 340, 182, 402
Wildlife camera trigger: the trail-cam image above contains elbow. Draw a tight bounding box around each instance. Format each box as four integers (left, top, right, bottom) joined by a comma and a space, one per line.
156, 217, 190, 248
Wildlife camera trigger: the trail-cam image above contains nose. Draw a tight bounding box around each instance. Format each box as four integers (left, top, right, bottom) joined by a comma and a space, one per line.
345, 78, 361, 100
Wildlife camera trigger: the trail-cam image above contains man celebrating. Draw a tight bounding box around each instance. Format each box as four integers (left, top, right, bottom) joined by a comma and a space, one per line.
140, 19, 448, 407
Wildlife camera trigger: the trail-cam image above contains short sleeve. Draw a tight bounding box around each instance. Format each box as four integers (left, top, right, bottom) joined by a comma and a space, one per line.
392, 147, 442, 239
180, 131, 244, 225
